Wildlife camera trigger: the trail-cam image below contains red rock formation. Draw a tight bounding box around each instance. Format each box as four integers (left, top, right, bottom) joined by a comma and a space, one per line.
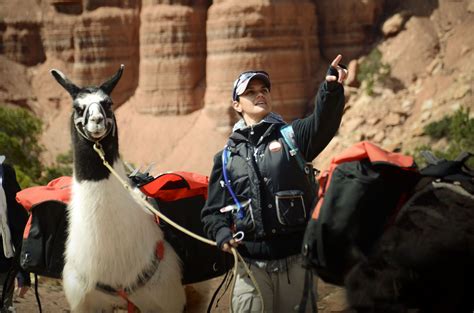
83, 0, 138, 11
72, 7, 139, 106
133, 3, 207, 115
0, 0, 44, 66
41, 14, 76, 64
380, 16, 439, 85
315, 0, 384, 61
1, 21, 45, 66
205, 0, 320, 129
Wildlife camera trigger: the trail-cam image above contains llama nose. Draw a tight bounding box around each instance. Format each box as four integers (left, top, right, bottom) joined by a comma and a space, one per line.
90, 115, 104, 124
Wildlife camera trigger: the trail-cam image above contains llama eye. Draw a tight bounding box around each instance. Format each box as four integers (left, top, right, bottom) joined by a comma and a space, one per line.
101, 100, 112, 109
75, 106, 85, 115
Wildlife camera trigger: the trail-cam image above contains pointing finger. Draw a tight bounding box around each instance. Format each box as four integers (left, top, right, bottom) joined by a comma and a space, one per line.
331, 54, 342, 68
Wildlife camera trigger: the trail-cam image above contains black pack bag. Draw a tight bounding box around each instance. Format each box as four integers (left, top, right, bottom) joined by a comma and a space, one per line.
302, 141, 420, 286
344, 152, 474, 312
19, 200, 67, 279
16, 176, 71, 279
137, 171, 233, 284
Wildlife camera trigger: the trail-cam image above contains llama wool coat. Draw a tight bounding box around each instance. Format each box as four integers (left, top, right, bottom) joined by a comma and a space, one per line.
202, 79, 345, 261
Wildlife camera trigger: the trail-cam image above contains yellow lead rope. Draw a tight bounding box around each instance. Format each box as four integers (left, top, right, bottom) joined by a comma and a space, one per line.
93, 142, 264, 313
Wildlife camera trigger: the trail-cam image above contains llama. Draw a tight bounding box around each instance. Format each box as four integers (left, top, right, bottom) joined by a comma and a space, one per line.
344, 181, 474, 313
50, 65, 186, 313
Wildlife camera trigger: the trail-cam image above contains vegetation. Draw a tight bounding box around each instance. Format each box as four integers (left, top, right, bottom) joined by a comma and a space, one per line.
0, 106, 72, 188
357, 48, 391, 96
414, 108, 474, 168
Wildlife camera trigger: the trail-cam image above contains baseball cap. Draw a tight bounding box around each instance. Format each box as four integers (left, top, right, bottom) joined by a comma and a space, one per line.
232, 70, 271, 101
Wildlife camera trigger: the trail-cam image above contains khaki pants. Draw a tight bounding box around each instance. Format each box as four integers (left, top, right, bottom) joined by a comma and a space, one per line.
231, 256, 317, 313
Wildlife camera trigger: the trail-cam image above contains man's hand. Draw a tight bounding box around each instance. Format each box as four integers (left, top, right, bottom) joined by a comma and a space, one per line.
326, 54, 348, 84
221, 238, 240, 253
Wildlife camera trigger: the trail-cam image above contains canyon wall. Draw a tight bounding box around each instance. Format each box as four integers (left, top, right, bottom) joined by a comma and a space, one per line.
205, 0, 319, 129
0, 0, 384, 126
134, 2, 207, 115
315, 0, 384, 60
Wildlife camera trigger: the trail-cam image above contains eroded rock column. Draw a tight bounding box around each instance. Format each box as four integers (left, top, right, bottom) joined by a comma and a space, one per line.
134, 1, 207, 115
205, 0, 319, 130
72, 7, 139, 106
0, 0, 45, 66
315, 0, 384, 60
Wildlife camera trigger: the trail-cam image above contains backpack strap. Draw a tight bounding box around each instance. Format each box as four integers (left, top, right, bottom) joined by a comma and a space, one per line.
420, 150, 473, 181
280, 125, 306, 170
298, 268, 317, 313
280, 125, 317, 185
221, 146, 245, 220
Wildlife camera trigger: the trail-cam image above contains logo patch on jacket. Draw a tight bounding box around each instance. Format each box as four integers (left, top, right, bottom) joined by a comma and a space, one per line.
269, 140, 282, 152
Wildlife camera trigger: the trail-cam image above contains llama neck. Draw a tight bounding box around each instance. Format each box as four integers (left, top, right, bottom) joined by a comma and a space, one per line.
71, 119, 120, 182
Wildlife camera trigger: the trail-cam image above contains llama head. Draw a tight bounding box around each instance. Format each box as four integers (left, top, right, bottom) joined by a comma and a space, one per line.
50, 65, 124, 142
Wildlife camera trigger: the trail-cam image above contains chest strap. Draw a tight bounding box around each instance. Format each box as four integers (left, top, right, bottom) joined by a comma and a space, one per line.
95, 240, 165, 313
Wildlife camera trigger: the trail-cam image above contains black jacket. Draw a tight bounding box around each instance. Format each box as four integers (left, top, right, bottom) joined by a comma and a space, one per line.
201, 80, 345, 260
0, 162, 30, 285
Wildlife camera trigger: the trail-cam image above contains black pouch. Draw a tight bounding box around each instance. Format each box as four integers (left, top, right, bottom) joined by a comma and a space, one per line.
20, 200, 68, 279
275, 190, 307, 226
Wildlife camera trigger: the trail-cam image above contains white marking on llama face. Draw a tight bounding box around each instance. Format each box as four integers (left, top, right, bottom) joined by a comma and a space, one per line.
76, 91, 109, 139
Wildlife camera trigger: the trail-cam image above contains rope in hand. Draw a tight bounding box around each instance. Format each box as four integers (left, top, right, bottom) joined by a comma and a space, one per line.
93, 142, 264, 313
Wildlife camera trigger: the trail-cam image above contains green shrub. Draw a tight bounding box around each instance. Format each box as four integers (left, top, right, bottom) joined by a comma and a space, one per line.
357, 48, 391, 96
40, 151, 73, 185
0, 106, 43, 177
0, 106, 72, 188
413, 108, 474, 168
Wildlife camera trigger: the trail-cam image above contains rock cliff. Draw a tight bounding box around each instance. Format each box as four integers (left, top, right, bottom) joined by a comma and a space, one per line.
1, 1, 473, 312
315, 0, 384, 60
1, 0, 384, 123
1, 0, 472, 176
205, 0, 319, 128
72, 7, 139, 106
134, 2, 207, 115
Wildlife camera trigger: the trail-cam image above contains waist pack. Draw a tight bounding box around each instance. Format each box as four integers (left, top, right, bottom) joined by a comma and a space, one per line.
302, 141, 420, 285
16, 176, 71, 278
16, 172, 232, 284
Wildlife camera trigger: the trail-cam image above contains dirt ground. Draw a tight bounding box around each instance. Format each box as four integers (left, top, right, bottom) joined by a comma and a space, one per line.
14, 275, 349, 313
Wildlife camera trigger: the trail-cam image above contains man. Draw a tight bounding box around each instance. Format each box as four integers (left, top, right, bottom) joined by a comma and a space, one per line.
201, 55, 347, 312
0, 156, 30, 312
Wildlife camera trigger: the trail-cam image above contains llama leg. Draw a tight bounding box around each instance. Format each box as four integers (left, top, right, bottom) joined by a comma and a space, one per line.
63, 264, 116, 313
63, 264, 90, 312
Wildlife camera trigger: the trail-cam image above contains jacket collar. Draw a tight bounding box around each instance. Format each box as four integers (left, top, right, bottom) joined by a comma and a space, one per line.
229, 112, 285, 144
231, 112, 285, 132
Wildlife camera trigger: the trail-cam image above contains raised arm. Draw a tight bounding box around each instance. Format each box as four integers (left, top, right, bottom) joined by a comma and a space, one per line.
291, 54, 347, 161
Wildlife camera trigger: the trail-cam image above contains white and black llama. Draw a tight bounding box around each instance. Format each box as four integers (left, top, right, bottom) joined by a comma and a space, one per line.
51, 65, 186, 313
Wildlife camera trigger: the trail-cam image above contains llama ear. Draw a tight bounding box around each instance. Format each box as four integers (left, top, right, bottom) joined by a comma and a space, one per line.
50, 69, 81, 99
100, 64, 124, 95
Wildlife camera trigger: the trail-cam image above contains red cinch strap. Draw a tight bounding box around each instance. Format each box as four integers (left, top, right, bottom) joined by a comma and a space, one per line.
156, 240, 164, 260
117, 289, 136, 313
116, 241, 164, 313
